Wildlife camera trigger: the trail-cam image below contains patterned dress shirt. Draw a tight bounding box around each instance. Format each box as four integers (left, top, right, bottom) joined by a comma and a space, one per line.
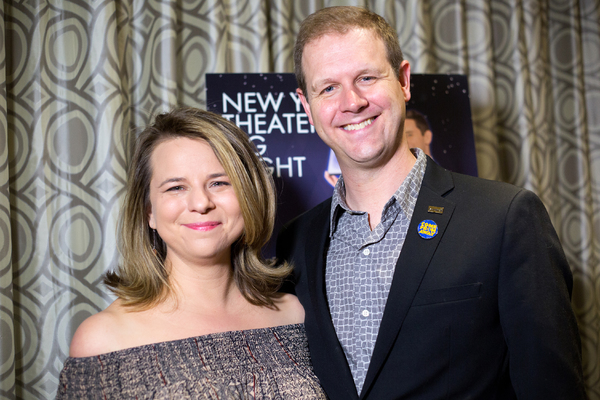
326, 149, 427, 394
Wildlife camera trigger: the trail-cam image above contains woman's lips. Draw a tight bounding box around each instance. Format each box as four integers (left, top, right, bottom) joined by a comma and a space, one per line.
183, 222, 221, 231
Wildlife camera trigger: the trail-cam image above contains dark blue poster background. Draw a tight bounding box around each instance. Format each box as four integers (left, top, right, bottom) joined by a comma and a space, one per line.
206, 73, 477, 255
407, 74, 478, 177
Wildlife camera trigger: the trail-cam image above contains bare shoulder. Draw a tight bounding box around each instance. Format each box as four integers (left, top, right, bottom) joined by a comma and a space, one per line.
273, 293, 305, 325
69, 300, 128, 358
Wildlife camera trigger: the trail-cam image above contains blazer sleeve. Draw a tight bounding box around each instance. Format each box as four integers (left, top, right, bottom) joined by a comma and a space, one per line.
498, 189, 586, 398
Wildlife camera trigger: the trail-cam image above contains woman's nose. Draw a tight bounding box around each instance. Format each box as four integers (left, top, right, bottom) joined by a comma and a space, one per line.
189, 188, 215, 213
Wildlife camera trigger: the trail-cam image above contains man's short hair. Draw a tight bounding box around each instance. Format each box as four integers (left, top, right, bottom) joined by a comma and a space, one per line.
294, 6, 404, 96
406, 109, 431, 136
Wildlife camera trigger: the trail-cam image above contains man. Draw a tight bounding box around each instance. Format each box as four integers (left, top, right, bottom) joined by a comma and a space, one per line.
276, 6, 585, 400
405, 109, 433, 157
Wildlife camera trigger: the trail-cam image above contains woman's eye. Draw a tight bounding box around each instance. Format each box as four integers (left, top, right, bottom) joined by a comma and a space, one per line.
166, 185, 184, 192
210, 181, 230, 188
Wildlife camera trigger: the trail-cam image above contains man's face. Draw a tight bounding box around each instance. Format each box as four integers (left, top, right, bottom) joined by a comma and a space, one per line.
297, 28, 411, 171
405, 118, 432, 156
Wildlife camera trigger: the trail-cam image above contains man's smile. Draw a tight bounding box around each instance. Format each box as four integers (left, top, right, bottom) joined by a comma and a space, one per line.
342, 117, 376, 131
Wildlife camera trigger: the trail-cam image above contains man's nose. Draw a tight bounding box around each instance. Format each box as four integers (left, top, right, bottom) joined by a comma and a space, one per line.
341, 87, 368, 112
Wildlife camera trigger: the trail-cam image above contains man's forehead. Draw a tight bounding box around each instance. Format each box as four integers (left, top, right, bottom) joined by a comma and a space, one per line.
301, 27, 384, 78
405, 119, 416, 128
305, 27, 377, 49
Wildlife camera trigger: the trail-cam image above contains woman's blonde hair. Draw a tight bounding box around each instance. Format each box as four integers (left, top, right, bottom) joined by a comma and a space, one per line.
104, 107, 290, 309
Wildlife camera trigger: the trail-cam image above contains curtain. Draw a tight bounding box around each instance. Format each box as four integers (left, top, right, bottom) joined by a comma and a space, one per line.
1, 0, 598, 398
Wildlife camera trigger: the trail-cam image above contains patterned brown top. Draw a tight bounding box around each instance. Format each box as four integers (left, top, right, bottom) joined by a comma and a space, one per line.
56, 323, 327, 399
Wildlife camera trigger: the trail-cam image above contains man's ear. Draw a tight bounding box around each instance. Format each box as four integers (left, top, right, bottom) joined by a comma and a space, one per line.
398, 60, 411, 102
424, 129, 433, 145
297, 88, 314, 125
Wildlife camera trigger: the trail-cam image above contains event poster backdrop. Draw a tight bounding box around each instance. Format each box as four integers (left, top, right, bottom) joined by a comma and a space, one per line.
408, 74, 478, 177
206, 73, 477, 254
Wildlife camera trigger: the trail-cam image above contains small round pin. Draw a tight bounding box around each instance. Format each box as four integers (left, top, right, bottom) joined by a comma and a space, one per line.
417, 220, 438, 239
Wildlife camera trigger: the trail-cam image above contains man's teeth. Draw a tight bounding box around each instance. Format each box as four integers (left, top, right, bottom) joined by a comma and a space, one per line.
343, 118, 374, 131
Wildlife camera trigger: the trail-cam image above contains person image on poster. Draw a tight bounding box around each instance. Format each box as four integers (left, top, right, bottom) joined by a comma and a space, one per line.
276, 6, 585, 400
405, 109, 433, 157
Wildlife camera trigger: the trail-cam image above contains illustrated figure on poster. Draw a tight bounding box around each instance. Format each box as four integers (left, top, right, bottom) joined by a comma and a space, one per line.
277, 6, 585, 400
324, 148, 341, 187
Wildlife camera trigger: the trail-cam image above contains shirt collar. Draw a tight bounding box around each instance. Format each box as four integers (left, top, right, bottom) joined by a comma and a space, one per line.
329, 148, 427, 237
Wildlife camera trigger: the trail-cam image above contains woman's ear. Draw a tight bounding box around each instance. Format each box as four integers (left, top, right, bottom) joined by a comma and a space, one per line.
148, 206, 156, 230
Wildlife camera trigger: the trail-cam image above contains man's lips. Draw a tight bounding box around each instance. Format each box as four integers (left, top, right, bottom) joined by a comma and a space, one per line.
342, 117, 376, 131
183, 222, 221, 231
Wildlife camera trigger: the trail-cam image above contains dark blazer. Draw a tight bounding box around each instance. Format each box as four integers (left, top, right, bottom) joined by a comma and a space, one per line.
277, 159, 585, 399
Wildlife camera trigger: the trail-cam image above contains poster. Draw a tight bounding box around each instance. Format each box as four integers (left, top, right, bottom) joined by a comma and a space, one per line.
407, 74, 478, 177
206, 73, 477, 254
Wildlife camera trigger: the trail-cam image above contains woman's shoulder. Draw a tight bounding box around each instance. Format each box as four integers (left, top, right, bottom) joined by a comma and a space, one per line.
272, 293, 305, 325
69, 300, 130, 358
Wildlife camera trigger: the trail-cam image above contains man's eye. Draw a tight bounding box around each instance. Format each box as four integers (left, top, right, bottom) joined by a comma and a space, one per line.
323, 86, 334, 93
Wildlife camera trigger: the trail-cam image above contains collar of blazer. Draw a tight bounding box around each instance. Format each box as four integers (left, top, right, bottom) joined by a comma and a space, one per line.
305, 158, 457, 399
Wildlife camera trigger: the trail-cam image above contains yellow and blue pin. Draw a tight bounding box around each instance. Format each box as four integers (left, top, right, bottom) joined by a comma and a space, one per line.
418, 206, 443, 239
418, 220, 438, 239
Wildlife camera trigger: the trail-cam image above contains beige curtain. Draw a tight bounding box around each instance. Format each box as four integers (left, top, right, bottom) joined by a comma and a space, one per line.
1, 0, 598, 398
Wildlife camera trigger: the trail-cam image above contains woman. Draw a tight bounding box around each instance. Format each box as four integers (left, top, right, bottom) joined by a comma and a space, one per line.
56, 107, 326, 399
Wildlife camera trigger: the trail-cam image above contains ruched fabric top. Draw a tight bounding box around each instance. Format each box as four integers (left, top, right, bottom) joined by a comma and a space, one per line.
56, 323, 327, 399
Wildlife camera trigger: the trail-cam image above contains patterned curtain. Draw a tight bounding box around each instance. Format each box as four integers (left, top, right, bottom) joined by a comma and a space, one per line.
1, 1, 598, 399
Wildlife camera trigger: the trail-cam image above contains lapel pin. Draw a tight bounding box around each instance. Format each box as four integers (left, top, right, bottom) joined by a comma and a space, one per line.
418, 220, 438, 239
428, 206, 444, 214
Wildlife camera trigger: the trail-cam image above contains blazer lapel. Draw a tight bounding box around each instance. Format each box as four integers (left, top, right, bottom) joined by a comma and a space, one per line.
360, 160, 456, 397
304, 201, 359, 398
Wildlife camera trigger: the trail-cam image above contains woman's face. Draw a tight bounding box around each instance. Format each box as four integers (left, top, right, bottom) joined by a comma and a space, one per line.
147, 137, 244, 267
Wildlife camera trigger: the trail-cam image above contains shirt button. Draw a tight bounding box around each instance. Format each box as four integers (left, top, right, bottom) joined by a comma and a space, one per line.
363, 248, 370, 256
361, 309, 370, 317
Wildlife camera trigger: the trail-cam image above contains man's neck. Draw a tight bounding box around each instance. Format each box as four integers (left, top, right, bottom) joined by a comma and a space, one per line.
341, 149, 417, 229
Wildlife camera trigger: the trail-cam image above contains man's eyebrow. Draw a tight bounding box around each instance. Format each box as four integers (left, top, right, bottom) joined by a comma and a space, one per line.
310, 79, 332, 93
310, 68, 379, 91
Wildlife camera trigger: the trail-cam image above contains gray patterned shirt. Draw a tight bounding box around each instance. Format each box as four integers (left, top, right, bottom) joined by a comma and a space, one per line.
326, 149, 427, 394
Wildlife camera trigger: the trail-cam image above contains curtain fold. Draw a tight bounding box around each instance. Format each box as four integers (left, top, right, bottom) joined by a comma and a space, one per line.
1, 0, 599, 398
3, 1, 127, 398
1, 3, 17, 399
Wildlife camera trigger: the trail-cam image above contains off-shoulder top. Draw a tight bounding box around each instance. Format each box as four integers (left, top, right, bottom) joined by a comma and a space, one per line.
56, 323, 326, 399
